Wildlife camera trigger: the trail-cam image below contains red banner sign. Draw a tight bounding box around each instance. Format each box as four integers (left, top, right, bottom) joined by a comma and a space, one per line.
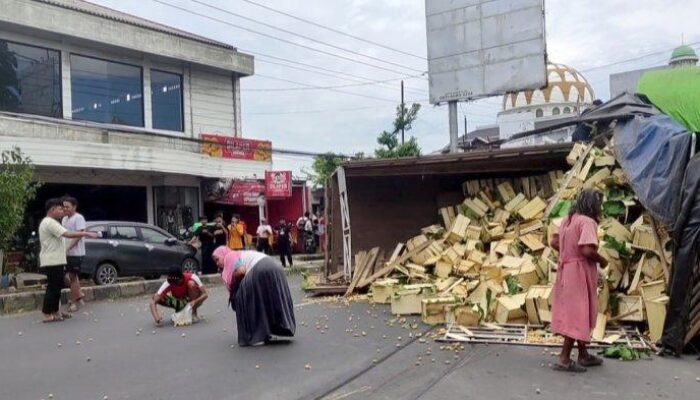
218, 180, 266, 206
265, 170, 292, 198
201, 134, 272, 161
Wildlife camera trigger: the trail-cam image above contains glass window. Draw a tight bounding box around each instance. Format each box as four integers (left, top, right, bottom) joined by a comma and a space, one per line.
552, 107, 560, 115
109, 225, 139, 241
87, 225, 108, 238
70, 54, 143, 127
535, 108, 543, 118
563, 107, 571, 114
151, 70, 183, 131
0, 40, 61, 117
141, 227, 170, 243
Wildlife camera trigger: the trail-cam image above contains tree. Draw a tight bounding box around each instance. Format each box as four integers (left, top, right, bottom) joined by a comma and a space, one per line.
307, 152, 345, 187
375, 103, 422, 158
0, 147, 38, 253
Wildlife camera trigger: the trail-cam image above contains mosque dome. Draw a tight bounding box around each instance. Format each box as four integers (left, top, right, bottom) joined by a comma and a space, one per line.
502, 63, 595, 118
669, 45, 698, 67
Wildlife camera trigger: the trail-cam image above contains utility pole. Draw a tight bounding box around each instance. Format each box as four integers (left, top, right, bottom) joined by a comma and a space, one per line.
448, 101, 458, 153
463, 114, 467, 150
400, 80, 405, 145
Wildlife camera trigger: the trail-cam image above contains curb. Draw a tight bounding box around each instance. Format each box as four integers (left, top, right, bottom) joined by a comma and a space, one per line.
0, 275, 221, 315
0, 262, 319, 315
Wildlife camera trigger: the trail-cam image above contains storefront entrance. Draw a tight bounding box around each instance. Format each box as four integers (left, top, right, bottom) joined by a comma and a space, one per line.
26, 183, 147, 231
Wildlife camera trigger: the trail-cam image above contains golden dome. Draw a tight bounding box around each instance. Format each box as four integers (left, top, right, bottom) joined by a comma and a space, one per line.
502, 63, 595, 111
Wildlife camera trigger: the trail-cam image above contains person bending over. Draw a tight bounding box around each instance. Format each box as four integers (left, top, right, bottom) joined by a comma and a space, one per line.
150, 267, 208, 326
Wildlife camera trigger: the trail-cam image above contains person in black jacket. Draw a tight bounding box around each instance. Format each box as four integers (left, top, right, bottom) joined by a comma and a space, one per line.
276, 219, 293, 268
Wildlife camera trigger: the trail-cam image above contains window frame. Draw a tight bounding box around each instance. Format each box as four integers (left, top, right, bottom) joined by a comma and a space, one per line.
69, 52, 145, 128
150, 68, 184, 132
86, 224, 108, 239
109, 225, 141, 241
139, 226, 173, 244
0, 38, 63, 118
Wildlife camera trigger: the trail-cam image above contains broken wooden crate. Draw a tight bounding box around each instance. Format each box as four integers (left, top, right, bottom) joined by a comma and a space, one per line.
390, 283, 437, 315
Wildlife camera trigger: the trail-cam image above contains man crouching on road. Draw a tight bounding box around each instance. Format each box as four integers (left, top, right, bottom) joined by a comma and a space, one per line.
150, 267, 208, 326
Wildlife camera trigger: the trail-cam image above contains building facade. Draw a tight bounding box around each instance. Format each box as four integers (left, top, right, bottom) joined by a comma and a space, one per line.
0, 0, 268, 235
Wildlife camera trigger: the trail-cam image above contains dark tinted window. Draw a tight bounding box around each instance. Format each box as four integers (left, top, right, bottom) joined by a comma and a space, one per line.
70, 54, 143, 127
0, 40, 61, 117
140, 227, 170, 243
151, 70, 183, 131
87, 225, 108, 238
109, 226, 139, 241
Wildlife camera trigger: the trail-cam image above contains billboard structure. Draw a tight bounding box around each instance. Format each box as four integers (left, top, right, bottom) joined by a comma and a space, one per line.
425, 0, 547, 103
425, 0, 547, 152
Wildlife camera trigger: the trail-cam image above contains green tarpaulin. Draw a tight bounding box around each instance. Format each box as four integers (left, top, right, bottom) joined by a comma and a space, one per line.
637, 67, 700, 132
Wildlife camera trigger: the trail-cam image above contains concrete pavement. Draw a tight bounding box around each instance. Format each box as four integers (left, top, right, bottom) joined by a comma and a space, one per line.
1, 274, 698, 400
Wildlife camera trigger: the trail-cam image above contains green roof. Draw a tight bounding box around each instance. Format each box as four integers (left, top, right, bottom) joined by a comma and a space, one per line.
671, 45, 698, 60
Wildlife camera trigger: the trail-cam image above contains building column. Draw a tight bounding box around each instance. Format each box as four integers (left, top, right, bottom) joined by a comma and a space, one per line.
61, 48, 72, 119
143, 59, 153, 130
232, 72, 242, 137
146, 183, 154, 225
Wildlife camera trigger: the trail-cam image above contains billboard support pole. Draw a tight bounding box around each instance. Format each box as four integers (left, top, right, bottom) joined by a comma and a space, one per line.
401, 80, 405, 145
448, 101, 459, 153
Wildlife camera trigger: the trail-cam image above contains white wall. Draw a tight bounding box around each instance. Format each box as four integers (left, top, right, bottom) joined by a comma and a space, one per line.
189, 67, 237, 137
0, 114, 269, 179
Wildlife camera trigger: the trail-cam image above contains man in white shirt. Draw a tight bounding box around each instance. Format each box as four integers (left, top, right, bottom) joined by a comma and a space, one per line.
40, 198, 98, 322
256, 218, 273, 254
62, 196, 87, 312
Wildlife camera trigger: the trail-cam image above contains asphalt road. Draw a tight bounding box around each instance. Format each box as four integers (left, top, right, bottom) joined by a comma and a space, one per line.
1, 275, 698, 400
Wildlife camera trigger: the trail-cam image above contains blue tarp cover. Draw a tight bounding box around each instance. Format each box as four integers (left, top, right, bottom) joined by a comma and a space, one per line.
614, 115, 692, 229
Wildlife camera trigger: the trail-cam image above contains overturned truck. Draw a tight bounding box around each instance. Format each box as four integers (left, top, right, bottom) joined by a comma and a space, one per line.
323, 94, 700, 353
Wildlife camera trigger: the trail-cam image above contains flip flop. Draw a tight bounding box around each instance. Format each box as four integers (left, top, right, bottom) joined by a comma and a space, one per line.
552, 361, 587, 373
579, 355, 604, 367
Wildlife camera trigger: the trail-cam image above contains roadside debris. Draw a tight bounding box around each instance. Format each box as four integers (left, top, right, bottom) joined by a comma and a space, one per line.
313, 142, 671, 347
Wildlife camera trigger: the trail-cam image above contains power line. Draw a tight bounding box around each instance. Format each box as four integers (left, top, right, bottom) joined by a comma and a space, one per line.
248, 52, 428, 95
243, 105, 388, 115
151, 0, 425, 77
254, 73, 398, 103
189, 0, 425, 73
239, 0, 426, 60
253, 56, 427, 95
578, 40, 700, 73
242, 74, 423, 92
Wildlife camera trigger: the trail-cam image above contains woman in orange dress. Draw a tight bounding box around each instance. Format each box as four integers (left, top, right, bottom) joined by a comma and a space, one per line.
550, 189, 608, 372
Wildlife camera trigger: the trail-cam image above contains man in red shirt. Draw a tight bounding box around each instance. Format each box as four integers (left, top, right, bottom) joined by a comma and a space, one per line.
149, 267, 208, 326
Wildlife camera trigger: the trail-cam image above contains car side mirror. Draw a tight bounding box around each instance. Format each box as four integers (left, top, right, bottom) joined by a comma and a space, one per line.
165, 238, 178, 246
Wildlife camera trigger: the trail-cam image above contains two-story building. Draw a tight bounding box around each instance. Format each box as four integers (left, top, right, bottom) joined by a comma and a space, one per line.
0, 0, 268, 236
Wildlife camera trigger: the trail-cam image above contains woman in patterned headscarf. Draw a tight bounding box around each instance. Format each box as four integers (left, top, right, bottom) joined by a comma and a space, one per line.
212, 246, 296, 346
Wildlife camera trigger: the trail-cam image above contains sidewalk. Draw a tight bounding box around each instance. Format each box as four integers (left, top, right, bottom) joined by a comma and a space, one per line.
0, 260, 321, 315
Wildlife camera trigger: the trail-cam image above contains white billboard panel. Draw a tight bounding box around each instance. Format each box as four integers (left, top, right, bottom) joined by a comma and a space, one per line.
426, 0, 547, 104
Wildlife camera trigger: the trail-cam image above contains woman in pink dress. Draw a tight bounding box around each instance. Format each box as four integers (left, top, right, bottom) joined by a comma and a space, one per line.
550, 189, 608, 372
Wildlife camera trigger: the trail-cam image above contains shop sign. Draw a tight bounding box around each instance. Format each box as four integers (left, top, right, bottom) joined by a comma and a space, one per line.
265, 170, 292, 198
201, 134, 272, 161
220, 180, 266, 206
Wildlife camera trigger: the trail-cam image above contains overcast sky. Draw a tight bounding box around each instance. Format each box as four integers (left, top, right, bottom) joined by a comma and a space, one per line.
91, 0, 700, 177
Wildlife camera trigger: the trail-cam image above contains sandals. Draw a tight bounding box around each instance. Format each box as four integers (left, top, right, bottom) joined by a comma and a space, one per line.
42, 314, 64, 323
552, 361, 587, 373
579, 355, 604, 367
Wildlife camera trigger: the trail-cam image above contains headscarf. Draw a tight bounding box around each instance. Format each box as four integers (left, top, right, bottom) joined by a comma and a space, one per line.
212, 246, 242, 289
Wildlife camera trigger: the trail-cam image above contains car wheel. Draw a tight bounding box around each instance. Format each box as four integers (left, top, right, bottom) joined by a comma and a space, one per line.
94, 263, 118, 285
182, 257, 199, 273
